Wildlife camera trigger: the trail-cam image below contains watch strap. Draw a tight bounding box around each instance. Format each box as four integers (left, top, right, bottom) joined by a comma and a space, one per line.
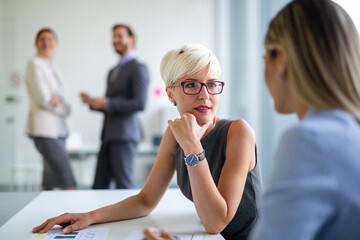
184, 150, 206, 161
197, 151, 205, 161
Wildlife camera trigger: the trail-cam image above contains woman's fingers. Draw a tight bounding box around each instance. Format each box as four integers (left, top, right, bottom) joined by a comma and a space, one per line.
32, 218, 51, 233
33, 216, 63, 233
143, 227, 161, 240
142, 227, 177, 240
160, 230, 177, 240
32, 213, 87, 234
62, 220, 82, 234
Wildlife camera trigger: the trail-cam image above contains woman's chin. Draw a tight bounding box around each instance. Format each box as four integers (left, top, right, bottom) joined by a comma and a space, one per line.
196, 116, 213, 127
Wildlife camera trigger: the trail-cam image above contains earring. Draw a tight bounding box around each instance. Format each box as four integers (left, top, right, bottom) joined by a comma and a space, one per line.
173, 102, 177, 106
277, 74, 284, 81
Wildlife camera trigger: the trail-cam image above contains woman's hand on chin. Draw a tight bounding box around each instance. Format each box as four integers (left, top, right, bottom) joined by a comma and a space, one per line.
168, 113, 211, 154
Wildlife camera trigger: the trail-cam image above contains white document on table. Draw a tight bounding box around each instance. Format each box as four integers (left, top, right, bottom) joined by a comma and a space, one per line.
29, 228, 109, 240
125, 230, 203, 240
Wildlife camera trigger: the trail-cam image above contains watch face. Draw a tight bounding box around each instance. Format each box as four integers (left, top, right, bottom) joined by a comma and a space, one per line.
185, 154, 199, 167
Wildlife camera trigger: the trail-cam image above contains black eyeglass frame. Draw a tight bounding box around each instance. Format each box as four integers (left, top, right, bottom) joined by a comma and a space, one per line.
170, 80, 225, 95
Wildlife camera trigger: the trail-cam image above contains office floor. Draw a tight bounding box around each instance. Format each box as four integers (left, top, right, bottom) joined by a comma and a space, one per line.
0, 192, 39, 226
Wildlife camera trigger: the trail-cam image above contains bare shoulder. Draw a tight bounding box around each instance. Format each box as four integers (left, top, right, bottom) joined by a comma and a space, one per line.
227, 119, 255, 142
225, 119, 256, 171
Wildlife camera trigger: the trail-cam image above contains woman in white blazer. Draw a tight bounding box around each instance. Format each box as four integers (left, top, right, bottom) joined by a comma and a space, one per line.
25, 28, 76, 190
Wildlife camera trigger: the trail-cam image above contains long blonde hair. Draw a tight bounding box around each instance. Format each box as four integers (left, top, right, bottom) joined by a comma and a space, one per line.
265, 0, 360, 120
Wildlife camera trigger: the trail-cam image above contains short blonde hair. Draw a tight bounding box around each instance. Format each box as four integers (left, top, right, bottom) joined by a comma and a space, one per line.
160, 44, 221, 87
265, 0, 360, 120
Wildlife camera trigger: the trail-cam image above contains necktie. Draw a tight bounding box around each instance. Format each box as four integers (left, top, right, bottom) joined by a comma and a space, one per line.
109, 64, 121, 83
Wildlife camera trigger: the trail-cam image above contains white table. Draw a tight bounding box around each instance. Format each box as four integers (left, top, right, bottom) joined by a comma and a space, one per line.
0, 189, 224, 239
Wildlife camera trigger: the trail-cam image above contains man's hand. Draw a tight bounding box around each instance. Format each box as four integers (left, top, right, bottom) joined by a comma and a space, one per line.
80, 92, 107, 110
90, 97, 107, 110
80, 92, 92, 104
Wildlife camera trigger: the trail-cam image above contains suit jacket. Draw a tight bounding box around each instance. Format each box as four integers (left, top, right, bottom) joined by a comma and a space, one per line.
97, 58, 149, 143
25, 56, 70, 138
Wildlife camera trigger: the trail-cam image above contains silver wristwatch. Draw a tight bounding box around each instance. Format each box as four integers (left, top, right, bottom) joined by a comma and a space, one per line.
184, 151, 205, 167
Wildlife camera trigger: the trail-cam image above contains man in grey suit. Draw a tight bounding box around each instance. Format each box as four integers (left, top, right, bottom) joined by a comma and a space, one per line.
80, 24, 149, 189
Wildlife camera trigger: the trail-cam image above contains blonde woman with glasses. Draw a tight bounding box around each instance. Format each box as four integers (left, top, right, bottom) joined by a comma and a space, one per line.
33, 44, 262, 239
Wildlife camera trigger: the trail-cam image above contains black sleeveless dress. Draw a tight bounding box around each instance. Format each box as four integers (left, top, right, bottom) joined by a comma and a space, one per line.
175, 119, 262, 239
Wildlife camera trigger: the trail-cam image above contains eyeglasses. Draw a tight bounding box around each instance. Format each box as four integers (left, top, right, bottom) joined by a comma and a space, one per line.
171, 80, 225, 95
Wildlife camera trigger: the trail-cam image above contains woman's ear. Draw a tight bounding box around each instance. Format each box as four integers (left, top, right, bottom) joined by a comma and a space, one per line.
275, 45, 288, 80
166, 87, 176, 105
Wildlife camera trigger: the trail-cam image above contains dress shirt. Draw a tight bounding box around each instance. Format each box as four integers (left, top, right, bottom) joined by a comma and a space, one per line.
105, 51, 136, 112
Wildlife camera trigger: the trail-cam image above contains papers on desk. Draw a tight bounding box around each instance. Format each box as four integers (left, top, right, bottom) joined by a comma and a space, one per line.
29, 228, 109, 240
30, 229, 203, 240
125, 230, 203, 240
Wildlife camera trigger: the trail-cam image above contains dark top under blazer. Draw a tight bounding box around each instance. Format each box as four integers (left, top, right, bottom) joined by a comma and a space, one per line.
98, 58, 149, 142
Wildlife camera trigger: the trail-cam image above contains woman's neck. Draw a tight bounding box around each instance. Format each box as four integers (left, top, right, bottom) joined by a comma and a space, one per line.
290, 90, 308, 120
201, 116, 219, 140
38, 53, 51, 60
295, 102, 308, 120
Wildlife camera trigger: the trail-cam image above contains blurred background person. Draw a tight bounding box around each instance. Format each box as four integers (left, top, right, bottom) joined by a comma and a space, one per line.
80, 24, 149, 189
24, 28, 76, 190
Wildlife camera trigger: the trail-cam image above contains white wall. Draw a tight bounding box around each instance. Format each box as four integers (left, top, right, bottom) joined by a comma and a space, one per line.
0, 0, 298, 188
0, 0, 217, 185
0, 1, 18, 185
333, 1, 360, 32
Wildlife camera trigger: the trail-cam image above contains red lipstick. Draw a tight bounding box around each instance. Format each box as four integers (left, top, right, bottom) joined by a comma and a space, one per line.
194, 105, 210, 113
